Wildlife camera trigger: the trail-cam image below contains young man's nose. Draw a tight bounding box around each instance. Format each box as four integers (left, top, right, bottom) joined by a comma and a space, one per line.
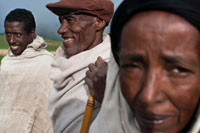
9, 35, 16, 44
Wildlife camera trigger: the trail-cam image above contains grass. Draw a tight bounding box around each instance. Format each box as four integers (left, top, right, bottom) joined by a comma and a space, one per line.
0, 33, 62, 64
0, 55, 4, 62
0, 34, 9, 49
0, 34, 61, 51
45, 39, 62, 51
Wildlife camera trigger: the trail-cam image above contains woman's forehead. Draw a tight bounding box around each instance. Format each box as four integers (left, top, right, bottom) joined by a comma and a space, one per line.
121, 11, 200, 44
124, 11, 198, 32
120, 11, 200, 61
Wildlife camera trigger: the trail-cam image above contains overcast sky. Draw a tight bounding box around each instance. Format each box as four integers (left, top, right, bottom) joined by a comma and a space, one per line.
0, 0, 122, 40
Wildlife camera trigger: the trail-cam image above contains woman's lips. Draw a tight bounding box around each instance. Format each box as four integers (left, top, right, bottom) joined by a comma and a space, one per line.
140, 114, 172, 124
136, 111, 177, 127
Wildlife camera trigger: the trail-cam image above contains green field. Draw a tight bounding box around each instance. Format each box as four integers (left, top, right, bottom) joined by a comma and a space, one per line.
0, 56, 4, 61
0, 34, 62, 63
0, 34, 9, 49
0, 34, 61, 51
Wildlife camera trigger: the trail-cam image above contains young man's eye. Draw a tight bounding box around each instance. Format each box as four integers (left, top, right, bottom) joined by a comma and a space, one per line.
16, 34, 21, 37
6, 33, 11, 37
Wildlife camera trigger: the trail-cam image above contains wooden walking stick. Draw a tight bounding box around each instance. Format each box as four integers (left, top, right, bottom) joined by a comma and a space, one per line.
80, 94, 95, 133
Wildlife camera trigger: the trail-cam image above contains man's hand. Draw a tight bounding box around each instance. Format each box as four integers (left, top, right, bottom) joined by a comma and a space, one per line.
85, 56, 108, 103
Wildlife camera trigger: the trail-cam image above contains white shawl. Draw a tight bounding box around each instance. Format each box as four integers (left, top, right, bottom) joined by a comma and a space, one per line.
0, 35, 54, 133
89, 53, 200, 133
48, 34, 111, 133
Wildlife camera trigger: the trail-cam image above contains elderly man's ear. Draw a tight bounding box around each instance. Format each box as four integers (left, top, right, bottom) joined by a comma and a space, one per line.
95, 17, 106, 31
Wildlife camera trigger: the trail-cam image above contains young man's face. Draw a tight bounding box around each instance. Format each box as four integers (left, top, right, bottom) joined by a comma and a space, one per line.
5, 21, 34, 55
58, 13, 97, 57
119, 11, 200, 133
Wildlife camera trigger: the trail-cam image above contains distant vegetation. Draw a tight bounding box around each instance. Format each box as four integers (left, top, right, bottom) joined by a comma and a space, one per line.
45, 38, 62, 51
0, 56, 3, 61
0, 34, 9, 49
0, 33, 62, 63
0, 33, 61, 51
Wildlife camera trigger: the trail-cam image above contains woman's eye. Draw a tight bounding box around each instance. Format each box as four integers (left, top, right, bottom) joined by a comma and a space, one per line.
170, 66, 192, 77
172, 66, 190, 73
121, 62, 140, 69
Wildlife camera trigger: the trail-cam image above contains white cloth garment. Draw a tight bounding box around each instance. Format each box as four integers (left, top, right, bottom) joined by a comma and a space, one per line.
89, 53, 200, 133
0, 35, 54, 133
48, 34, 111, 133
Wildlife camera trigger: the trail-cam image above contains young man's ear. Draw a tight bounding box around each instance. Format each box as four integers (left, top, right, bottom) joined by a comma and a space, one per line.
30, 29, 36, 38
29, 28, 36, 42
95, 17, 106, 31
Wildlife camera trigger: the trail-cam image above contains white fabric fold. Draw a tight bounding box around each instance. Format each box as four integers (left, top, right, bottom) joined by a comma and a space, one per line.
27, 35, 47, 50
89, 53, 140, 133
48, 34, 111, 133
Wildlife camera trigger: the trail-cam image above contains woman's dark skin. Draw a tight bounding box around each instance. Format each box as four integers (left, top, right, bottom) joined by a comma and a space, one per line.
85, 11, 200, 132
120, 11, 200, 133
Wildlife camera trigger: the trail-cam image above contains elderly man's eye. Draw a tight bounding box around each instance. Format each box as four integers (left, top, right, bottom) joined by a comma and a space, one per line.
66, 18, 76, 25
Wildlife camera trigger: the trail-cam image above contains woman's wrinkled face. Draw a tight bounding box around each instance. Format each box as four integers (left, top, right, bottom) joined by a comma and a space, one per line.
119, 11, 200, 133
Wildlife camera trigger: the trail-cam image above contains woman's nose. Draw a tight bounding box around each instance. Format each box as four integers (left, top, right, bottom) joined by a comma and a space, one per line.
138, 69, 165, 106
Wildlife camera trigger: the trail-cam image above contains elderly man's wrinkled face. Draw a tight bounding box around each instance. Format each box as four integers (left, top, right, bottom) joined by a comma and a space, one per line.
58, 13, 97, 57
5, 21, 34, 55
119, 11, 200, 133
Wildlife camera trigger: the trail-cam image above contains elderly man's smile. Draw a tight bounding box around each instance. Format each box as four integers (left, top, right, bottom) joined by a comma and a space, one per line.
63, 37, 74, 45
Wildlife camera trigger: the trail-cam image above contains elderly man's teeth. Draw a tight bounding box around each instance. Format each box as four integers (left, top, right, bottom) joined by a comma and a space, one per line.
64, 38, 74, 43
